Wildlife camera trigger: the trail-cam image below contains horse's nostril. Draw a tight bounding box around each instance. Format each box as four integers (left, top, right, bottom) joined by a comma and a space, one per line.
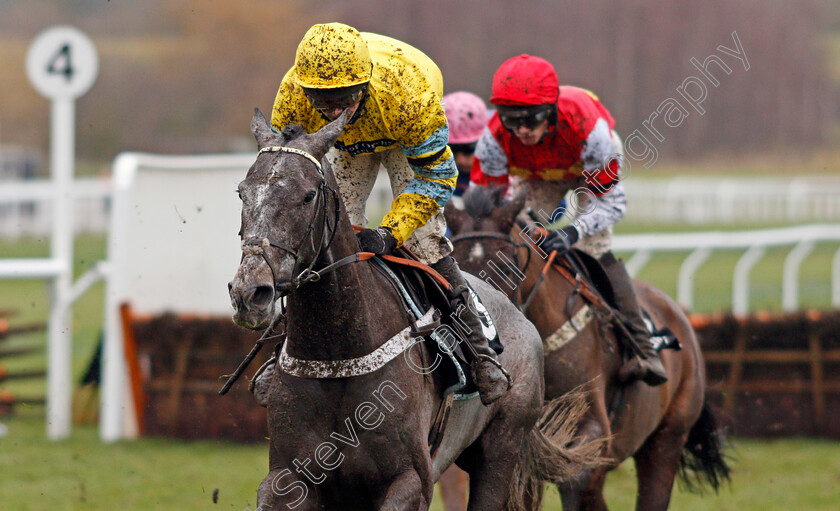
249, 285, 274, 309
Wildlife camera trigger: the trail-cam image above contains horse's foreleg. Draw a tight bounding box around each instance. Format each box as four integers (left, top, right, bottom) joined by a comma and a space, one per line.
377, 470, 431, 511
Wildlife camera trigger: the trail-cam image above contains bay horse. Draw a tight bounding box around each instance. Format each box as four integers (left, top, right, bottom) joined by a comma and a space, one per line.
227, 110, 595, 510
444, 186, 730, 511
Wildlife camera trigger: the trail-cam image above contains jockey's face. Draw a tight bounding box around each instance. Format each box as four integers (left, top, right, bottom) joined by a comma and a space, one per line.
512, 120, 549, 146
321, 100, 361, 121
303, 84, 367, 121
498, 105, 552, 146
450, 142, 477, 174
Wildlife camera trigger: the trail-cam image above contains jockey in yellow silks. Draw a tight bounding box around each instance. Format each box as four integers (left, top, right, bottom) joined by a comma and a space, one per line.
270, 23, 510, 404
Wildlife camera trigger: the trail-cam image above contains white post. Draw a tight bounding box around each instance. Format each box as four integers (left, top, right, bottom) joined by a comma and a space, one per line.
732, 245, 766, 316
677, 247, 712, 310
26, 26, 98, 440
624, 249, 652, 278
100, 153, 137, 442
46, 98, 75, 440
782, 240, 815, 312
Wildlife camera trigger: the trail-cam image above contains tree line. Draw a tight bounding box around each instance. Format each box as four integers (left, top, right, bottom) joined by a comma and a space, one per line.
0, 0, 836, 162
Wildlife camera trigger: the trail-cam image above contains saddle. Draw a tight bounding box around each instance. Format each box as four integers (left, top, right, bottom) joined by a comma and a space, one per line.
369, 248, 512, 456
546, 248, 681, 355
371, 248, 502, 397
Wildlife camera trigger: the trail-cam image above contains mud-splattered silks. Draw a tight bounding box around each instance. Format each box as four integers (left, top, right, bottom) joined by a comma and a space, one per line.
272, 32, 457, 249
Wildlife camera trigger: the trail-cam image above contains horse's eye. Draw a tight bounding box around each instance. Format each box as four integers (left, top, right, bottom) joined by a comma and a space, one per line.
303, 191, 316, 204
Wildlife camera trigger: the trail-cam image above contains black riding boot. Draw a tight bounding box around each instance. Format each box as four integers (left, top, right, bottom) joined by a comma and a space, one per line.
599, 251, 668, 386
431, 255, 511, 404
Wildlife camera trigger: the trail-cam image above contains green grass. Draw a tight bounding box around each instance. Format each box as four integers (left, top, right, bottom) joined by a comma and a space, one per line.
2, 416, 840, 510
0, 416, 266, 511
2, 226, 840, 509
0, 235, 106, 399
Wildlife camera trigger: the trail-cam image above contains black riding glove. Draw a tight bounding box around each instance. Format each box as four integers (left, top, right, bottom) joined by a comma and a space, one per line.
356, 226, 398, 255
540, 225, 580, 254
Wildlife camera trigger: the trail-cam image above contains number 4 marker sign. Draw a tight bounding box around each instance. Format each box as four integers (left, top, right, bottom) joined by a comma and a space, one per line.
26, 26, 98, 100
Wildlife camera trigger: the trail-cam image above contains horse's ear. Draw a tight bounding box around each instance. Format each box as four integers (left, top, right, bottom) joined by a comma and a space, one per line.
444, 200, 469, 235
493, 187, 528, 231
308, 110, 349, 157
251, 108, 275, 149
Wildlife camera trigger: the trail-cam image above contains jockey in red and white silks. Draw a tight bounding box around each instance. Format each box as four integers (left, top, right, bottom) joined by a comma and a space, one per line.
471, 61, 626, 258
470, 54, 668, 386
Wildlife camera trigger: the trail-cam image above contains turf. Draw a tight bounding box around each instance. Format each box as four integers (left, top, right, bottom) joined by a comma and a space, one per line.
2, 227, 839, 509
2, 416, 840, 510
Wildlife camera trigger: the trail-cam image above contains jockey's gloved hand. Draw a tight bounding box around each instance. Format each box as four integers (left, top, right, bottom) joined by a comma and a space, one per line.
357, 226, 398, 255
540, 225, 580, 254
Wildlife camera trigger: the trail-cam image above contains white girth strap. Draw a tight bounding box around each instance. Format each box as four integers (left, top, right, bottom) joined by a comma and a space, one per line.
543, 304, 593, 353
277, 308, 437, 378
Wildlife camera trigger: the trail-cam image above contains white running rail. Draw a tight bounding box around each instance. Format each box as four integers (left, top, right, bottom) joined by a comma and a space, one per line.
612, 224, 840, 314
5, 175, 840, 239
622, 176, 840, 224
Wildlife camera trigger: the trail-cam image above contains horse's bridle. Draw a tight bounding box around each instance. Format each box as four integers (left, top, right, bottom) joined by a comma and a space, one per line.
240, 145, 342, 298
450, 230, 533, 281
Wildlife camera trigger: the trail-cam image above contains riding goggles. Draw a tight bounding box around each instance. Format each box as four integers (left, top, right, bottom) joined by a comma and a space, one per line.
498, 105, 553, 131
449, 142, 477, 155
303, 84, 367, 113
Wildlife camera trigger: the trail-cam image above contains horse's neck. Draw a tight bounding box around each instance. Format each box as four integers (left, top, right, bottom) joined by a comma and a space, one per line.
285, 225, 405, 361
516, 238, 618, 351
515, 238, 575, 320
518, 243, 546, 296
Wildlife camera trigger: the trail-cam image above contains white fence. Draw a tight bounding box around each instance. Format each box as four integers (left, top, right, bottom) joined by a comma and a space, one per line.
0, 177, 111, 239
5, 175, 840, 239
622, 176, 840, 224
612, 224, 840, 315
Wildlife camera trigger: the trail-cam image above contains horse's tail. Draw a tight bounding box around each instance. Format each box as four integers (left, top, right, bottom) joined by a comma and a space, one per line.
678, 394, 732, 493
505, 387, 608, 511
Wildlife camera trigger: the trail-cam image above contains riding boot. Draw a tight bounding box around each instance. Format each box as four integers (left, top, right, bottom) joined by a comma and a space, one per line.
431, 255, 512, 404
599, 251, 668, 386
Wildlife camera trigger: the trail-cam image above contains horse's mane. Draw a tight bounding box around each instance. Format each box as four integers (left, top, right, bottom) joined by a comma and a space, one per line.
462, 185, 507, 219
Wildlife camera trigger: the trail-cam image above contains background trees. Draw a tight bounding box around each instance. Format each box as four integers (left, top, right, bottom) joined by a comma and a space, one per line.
0, 0, 837, 163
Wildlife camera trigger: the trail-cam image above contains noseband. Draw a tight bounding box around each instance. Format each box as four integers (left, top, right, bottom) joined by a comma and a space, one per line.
241, 145, 341, 296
